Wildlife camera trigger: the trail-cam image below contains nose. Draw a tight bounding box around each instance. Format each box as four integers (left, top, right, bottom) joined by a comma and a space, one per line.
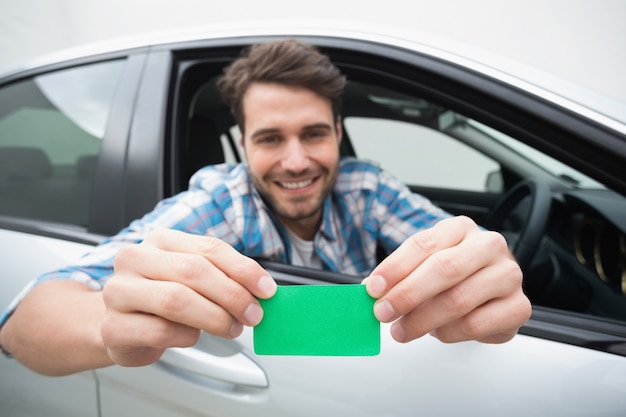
280, 138, 310, 173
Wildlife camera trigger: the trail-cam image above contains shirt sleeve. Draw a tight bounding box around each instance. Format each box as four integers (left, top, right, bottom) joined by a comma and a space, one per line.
0, 185, 219, 327
374, 167, 452, 253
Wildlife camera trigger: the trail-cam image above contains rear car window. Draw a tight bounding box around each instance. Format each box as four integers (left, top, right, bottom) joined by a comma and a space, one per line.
0, 60, 125, 226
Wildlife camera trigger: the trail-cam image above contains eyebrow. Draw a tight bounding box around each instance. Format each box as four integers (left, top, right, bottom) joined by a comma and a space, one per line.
250, 128, 281, 140
303, 123, 334, 132
250, 123, 333, 140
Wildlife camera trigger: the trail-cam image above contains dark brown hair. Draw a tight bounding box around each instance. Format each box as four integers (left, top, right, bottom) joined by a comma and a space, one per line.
217, 39, 346, 131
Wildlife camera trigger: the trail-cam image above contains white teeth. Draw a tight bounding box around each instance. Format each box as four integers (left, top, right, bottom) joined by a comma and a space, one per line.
280, 179, 314, 189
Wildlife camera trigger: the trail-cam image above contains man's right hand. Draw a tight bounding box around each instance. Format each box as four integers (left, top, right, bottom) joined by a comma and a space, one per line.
101, 228, 277, 367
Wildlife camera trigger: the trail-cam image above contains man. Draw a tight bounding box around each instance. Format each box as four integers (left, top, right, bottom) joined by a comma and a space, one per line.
0, 39, 531, 375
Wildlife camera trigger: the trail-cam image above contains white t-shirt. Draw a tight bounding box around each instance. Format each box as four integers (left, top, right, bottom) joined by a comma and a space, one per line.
286, 228, 323, 269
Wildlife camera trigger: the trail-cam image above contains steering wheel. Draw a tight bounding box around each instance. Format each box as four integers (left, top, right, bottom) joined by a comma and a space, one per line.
483, 179, 552, 272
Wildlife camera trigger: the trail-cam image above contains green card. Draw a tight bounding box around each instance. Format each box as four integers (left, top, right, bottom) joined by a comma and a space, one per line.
254, 284, 380, 356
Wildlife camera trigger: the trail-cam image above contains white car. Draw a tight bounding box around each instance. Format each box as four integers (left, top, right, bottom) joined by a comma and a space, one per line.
1, 24, 626, 416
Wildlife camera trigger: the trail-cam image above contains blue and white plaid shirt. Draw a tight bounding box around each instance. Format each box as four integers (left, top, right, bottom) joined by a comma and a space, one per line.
1, 158, 449, 325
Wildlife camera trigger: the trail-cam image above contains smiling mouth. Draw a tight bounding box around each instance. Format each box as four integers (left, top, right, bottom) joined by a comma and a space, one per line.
277, 178, 316, 190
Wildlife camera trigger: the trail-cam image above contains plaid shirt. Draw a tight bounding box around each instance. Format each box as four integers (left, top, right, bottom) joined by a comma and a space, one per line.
1, 158, 449, 325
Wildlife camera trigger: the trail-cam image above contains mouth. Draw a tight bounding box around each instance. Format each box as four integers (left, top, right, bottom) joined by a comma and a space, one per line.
276, 177, 317, 190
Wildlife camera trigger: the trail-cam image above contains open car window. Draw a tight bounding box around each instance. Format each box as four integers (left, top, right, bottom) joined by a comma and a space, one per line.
172, 55, 626, 330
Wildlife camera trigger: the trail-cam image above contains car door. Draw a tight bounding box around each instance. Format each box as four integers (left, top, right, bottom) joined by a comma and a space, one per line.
95, 267, 626, 417
0, 53, 145, 416
91, 36, 626, 417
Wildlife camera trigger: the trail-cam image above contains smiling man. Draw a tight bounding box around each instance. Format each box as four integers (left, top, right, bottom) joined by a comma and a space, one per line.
0, 39, 531, 375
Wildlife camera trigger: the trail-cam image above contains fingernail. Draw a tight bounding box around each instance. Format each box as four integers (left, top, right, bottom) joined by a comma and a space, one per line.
374, 299, 396, 322
257, 275, 277, 298
229, 321, 243, 338
391, 322, 407, 343
367, 275, 387, 298
244, 303, 263, 326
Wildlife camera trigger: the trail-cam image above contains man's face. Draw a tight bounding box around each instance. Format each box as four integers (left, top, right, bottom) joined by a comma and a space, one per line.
241, 82, 342, 239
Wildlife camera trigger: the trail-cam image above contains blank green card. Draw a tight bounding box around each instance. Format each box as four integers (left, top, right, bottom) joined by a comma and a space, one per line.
254, 284, 380, 356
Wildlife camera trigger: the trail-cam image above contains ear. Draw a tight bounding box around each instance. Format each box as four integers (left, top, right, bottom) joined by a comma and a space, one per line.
335, 116, 343, 143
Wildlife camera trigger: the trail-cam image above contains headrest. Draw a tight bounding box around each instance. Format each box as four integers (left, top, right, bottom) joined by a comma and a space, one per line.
0, 147, 53, 180
76, 154, 98, 177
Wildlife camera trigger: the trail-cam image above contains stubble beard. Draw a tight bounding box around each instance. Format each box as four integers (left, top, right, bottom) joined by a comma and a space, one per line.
251, 163, 339, 224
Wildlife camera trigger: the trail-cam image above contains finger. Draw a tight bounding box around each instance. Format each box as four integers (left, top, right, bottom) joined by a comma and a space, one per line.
423, 289, 531, 344
101, 309, 202, 367
386, 258, 522, 342
373, 229, 510, 323
114, 243, 264, 327
104, 273, 247, 337
144, 228, 277, 299
366, 216, 477, 299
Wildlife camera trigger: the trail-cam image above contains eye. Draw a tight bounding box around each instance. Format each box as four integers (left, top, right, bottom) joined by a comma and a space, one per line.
303, 130, 326, 140
256, 135, 280, 145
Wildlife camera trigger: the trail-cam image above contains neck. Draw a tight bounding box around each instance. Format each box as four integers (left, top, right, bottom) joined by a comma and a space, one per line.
279, 215, 320, 241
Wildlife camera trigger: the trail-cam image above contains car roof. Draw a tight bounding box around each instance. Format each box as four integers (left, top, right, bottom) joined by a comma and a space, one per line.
2, 19, 626, 136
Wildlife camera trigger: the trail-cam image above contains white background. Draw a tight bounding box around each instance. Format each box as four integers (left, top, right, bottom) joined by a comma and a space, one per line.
0, 0, 625, 103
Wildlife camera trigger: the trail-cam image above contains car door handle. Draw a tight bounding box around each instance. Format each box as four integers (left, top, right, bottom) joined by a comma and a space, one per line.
159, 346, 269, 388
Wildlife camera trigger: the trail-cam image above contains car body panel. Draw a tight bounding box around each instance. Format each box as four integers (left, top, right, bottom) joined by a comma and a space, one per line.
99, 327, 626, 417
0, 228, 98, 417
1, 360, 98, 417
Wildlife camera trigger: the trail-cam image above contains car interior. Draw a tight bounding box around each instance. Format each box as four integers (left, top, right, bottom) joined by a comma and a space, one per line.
0, 73, 103, 226
0, 146, 96, 226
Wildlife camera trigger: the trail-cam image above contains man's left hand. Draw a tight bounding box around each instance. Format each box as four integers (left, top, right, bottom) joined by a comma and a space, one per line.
365, 216, 532, 344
